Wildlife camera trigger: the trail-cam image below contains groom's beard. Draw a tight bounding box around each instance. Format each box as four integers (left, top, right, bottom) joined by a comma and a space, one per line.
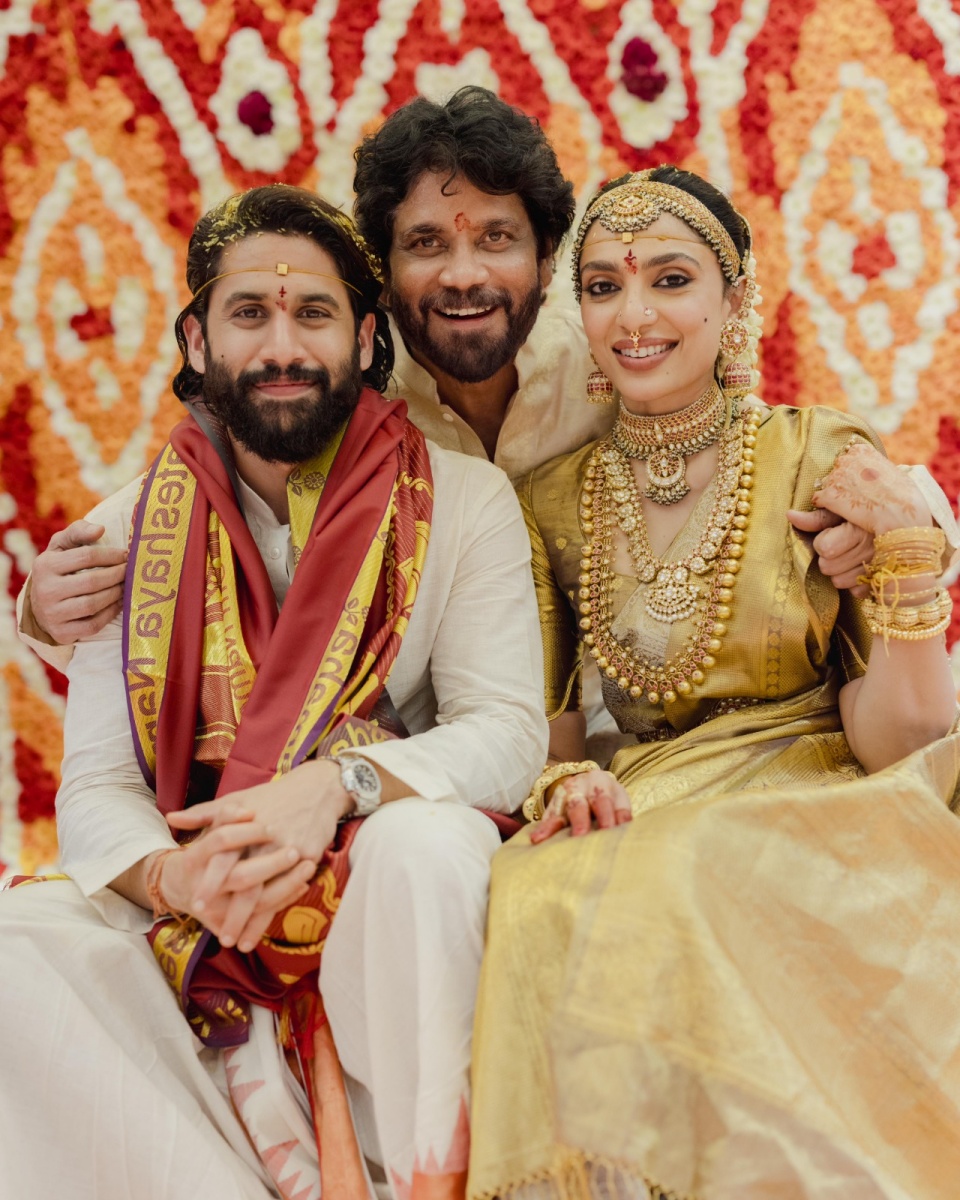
388, 278, 543, 384
201, 347, 363, 463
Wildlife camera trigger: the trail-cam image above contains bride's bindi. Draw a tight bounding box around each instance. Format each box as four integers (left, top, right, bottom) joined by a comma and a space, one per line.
624, 249, 638, 274
277, 285, 287, 311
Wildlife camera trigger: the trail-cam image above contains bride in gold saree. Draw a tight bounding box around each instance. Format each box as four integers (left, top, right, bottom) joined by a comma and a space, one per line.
468, 167, 960, 1200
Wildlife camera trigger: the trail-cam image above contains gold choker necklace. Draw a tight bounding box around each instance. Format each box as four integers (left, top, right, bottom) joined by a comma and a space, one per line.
612, 383, 728, 505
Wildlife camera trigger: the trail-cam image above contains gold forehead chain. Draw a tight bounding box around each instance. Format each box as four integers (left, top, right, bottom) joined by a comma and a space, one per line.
192, 263, 363, 300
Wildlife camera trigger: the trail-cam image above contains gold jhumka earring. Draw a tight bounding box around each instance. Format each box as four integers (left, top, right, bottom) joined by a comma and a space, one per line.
718, 316, 752, 399
716, 261, 759, 401
586, 354, 616, 404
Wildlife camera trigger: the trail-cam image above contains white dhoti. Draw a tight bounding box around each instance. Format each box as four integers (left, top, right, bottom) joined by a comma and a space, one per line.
0, 798, 500, 1200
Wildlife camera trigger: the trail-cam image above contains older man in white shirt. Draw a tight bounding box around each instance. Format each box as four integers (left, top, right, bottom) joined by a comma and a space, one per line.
0, 185, 547, 1200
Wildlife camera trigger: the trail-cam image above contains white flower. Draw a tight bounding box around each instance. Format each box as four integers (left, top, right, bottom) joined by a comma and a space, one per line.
818, 220, 867, 304
112, 277, 149, 362
12, 130, 179, 496
210, 28, 302, 174
856, 302, 894, 351
415, 48, 499, 102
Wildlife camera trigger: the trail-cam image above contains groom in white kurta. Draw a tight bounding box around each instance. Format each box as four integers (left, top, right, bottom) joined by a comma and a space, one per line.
0, 186, 547, 1200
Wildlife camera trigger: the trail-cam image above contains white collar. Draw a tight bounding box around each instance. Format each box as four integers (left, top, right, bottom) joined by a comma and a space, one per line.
236, 472, 289, 532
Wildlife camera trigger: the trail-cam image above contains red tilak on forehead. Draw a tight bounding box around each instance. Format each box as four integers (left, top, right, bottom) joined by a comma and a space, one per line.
454, 212, 469, 231
279, 286, 286, 297
624, 249, 638, 274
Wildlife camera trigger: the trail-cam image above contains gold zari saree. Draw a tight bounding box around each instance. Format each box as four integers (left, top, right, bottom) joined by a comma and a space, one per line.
469, 405, 960, 1200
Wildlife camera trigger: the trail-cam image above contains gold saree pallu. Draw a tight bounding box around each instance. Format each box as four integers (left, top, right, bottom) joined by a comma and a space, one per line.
122, 393, 434, 1052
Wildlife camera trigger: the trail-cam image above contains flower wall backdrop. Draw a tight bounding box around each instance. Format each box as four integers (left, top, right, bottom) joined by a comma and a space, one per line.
2, 0, 960, 876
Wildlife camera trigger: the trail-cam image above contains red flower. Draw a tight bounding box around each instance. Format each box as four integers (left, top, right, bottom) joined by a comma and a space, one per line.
70, 306, 114, 342
621, 37, 669, 103
851, 227, 897, 281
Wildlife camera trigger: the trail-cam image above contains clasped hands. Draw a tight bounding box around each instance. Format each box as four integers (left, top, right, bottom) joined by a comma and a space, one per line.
151, 759, 352, 955
787, 441, 933, 593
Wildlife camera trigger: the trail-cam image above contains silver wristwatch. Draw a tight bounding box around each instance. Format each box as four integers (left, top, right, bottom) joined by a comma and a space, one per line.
336, 755, 382, 817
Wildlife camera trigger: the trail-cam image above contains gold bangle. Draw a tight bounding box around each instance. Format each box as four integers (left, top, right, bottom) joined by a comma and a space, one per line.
523, 760, 600, 822
865, 611, 951, 641
861, 588, 952, 631
879, 584, 940, 603
862, 528, 944, 590
866, 527, 943, 569
873, 527, 945, 557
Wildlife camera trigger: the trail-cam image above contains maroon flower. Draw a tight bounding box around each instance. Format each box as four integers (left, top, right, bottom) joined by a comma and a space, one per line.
69, 306, 114, 342
621, 37, 669, 103
237, 90, 274, 136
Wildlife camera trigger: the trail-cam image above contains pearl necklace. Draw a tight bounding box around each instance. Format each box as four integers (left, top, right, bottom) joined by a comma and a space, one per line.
577, 403, 761, 706
612, 382, 726, 506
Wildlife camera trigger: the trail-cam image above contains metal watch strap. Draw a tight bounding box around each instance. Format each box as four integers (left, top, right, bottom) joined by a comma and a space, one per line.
336, 754, 382, 818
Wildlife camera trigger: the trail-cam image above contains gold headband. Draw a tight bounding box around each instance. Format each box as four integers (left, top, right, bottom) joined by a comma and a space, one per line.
191, 263, 363, 300
198, 188, 384, 285
572, 173, 745, 299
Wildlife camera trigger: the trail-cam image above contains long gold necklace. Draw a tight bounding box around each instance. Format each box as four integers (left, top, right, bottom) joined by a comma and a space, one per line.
604, 418, 743, 623
577, 403, 761, 706
612, 381, 726, 505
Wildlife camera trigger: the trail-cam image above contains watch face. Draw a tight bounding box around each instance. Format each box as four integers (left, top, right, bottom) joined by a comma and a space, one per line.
347, 759, 380, 799
340, 757, 381, 815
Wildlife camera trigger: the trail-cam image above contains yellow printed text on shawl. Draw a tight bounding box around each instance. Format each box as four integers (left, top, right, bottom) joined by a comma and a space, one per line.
126, 445, 196, 779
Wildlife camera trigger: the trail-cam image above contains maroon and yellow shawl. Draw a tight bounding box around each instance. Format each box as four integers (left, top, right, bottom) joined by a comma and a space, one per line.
122, 387, 432, 1055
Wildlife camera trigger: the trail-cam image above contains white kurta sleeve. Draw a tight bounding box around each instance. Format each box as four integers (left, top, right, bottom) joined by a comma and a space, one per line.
356, 468, 548, 813
52, 481, 175, 933
56, 618, 179, 931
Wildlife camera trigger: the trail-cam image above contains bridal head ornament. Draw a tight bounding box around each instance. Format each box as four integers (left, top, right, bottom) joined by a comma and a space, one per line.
575, 167, 762, 405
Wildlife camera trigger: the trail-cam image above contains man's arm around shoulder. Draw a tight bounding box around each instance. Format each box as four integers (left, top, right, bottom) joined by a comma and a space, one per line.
17, 478, 141, 669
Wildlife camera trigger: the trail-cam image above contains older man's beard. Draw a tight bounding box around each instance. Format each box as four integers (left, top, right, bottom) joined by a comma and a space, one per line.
200, 347, 364, 464
388, 278, 543, 384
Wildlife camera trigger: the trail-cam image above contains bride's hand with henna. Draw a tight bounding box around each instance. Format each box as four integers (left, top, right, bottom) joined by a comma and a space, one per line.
530, 768, 632, 843
788, 442, 933, 595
